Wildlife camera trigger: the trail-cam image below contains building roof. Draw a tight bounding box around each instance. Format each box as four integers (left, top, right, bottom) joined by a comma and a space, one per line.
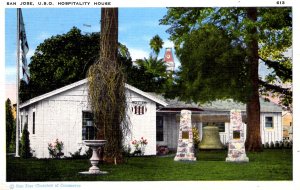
152, 93, 282, 113
201, 98, 282, 112
148, 93, 203, 112
20, 79, 168, 108
20, 78, 282, 113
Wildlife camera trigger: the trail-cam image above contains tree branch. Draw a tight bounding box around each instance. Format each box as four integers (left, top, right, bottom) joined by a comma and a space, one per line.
259, 79, 292, 96
259, 56, 292, 81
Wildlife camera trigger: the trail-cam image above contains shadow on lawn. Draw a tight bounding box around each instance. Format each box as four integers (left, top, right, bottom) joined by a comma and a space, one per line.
197, 149, 228, 161
6, 156, 62, 181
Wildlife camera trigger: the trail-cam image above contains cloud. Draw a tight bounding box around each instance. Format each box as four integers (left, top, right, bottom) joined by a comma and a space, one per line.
5, 66, 16, 77
5, 65, 17, 84
5, 66, 17, 101
163, 40, 174, 49
5, 84, 16, 104
36, 32, 51, 41
128, 48, 149, 61
27, 49, 35, 59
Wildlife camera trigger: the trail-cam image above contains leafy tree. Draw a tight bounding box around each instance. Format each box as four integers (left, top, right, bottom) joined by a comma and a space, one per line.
126, 65, 168, 93
160, 7, 292, 151
149, 34, 164, 56
6, 98, 15, 152
20, 123, 32, 158
19, 27, 170, 102
26, 27, 99, 98
173, 24, 248, 102
20, 27, 132, 102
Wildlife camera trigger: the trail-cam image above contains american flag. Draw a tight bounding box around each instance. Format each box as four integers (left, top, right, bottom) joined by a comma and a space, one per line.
19, 9, 30, 84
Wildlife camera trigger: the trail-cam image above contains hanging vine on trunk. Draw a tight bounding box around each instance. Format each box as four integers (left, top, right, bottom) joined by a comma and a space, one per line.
87, 57, 130, 164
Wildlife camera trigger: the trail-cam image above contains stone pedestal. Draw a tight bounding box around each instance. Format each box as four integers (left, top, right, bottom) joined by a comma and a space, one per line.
226, 110, 249, 162
174, 110, 196, 161
79, 140, 108, 175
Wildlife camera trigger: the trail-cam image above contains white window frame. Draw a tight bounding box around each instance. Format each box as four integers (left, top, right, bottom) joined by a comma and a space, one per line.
264, 116, 274, 129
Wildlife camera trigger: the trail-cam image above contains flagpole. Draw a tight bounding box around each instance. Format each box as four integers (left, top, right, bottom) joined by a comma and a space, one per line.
15, 8, 20, 157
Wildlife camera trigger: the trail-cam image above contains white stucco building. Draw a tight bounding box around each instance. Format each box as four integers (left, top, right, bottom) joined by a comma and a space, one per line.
19, 79, 283, 158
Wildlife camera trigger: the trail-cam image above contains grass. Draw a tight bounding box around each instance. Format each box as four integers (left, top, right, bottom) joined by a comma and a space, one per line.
6, 149, 292, 181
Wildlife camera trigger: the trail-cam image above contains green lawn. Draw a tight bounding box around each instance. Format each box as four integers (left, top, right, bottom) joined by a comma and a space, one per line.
6, 149, 292, 181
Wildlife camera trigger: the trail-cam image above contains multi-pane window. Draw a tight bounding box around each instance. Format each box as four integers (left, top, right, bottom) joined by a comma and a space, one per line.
203, 122, 225, 132
265, 116, 273, 128
82, 111, 97, 140
156, 116, 164, 141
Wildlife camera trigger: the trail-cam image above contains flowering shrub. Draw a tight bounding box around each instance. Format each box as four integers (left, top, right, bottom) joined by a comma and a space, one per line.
48, 138, 64, 158
192, 126, 200, 149
131, 137, 148, 156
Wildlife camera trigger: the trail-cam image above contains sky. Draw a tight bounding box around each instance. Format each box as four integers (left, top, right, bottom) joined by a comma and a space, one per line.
4, 7, 285, 104
5, 8, 178, 103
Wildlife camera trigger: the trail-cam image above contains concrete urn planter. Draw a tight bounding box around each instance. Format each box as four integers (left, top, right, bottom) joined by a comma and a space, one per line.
79, 140, 108, 175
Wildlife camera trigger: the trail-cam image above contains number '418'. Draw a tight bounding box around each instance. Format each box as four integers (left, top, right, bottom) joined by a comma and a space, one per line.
277, 1, 285, 4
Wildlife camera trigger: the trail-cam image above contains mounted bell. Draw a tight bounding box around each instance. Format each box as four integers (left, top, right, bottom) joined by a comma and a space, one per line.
199, 126, 224, 149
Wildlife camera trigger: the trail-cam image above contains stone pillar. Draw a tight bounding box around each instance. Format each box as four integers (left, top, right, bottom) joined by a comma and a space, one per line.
174, 110, 196, 161
226, 110, 249, 162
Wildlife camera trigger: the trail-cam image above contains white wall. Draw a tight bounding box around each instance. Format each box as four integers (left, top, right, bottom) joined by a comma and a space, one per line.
126, 90, 157, 155
20, 83, 158, 158
161, 112, 282, 149
156, 113, 179, 150
260, 112, 282, 144
21, 84, 89, 158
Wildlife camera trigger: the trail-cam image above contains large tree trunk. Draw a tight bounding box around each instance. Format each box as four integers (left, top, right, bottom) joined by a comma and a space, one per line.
96, 8, 118, 140
98, 8, 125, 164
245, 7, 263, 152
100, 8, 118, 62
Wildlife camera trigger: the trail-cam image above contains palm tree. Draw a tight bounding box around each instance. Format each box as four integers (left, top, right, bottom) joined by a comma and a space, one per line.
136, 54, 167, 78
149, 35, 164, 57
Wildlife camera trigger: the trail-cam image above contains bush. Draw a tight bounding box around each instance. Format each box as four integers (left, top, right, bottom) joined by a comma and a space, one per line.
192, 126, 200, 149
157, 145, 169, 155
20, 123, 32, 158
69, 147, 92, 159
48, 139, 64, 158
131, 137, 148, 156
264, 142, 269, 149
122, 145, 131, 157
